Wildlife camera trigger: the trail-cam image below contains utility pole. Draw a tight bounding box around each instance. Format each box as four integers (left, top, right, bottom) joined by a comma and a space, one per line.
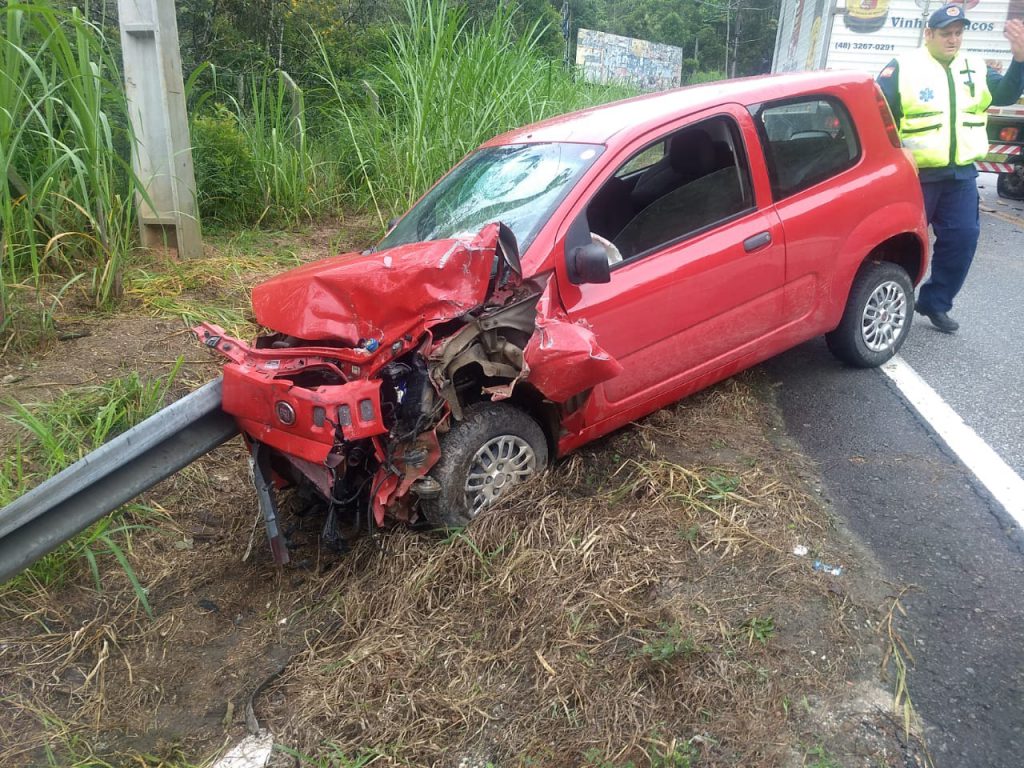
724, 5, 730, 75
731, 7, 741, 78
117, 0, 202, 259
562, 0, 572, 69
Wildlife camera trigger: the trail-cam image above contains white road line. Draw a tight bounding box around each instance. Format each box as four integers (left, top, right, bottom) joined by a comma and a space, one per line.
882, 355, 1024, 527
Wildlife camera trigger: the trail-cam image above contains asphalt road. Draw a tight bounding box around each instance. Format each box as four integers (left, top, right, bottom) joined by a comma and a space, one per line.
761, 174, 1024, 768
900, 175, 1024, 477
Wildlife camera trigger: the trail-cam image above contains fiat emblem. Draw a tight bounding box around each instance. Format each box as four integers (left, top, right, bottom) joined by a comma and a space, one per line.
275, 401, 296, 425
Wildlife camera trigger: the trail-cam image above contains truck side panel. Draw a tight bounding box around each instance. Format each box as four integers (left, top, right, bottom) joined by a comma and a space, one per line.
773, 0, 1024, 192
774, 0, 1016, 77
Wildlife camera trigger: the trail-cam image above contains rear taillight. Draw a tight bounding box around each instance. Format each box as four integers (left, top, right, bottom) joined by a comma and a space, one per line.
999, 126, 1020, 142
874, 84, 902, 148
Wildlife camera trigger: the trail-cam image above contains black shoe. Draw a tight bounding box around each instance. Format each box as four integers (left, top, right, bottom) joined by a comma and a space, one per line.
916, 307, 959, 333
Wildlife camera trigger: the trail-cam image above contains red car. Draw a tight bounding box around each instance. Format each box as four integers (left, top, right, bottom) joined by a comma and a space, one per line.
196, 71, 928, 559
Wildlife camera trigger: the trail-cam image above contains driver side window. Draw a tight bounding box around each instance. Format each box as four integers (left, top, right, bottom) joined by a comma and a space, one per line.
585, 116, 754, 263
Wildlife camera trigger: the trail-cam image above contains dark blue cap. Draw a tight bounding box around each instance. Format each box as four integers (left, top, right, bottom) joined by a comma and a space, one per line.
928, 3, 970, 29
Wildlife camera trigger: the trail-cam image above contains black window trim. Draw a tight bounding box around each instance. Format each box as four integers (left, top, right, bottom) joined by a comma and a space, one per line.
750, 93, 863, 202
595, 114, 759, 268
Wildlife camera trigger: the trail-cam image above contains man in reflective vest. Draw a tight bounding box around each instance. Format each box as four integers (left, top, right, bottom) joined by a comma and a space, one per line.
877, 3, 1024, 333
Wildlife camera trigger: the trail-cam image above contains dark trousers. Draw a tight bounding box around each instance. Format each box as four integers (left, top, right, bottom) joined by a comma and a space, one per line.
918, 178, 980, 314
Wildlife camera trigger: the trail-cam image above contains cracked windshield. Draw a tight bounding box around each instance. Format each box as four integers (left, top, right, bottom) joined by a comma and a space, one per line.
378, 142, 602, 253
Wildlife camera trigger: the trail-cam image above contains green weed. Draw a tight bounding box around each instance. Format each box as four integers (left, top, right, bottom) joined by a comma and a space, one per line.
648, 739, 699, 768
1, 362, 183, 608
637, 622, 702, 664
741, 616, 777, 646
704, 471, 740, 500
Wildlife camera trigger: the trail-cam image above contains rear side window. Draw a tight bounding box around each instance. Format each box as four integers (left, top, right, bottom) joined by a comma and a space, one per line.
754, 98, 859, 200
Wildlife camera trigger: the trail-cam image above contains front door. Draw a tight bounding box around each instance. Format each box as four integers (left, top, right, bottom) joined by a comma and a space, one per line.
557, 110, 787, 434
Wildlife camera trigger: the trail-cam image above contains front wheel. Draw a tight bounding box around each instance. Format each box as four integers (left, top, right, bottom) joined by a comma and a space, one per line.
826, 261, 914, 368
997, 166, 1024, 201
421, 402, 548, 528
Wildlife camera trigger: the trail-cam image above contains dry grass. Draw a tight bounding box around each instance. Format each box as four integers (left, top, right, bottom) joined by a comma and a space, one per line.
0, 371, 903, 766
119, 215, 380, 341
256, 380, 859, 766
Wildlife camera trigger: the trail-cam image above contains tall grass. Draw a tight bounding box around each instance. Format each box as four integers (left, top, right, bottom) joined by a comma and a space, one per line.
188, 0, 634, 231
189, 69, 346, 228
0, 2, 142, 340
316, 0, 636, 225
238, 71, 336, 225
2, 0, 635, 341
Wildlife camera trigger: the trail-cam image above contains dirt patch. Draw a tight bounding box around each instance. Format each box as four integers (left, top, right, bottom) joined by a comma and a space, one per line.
0, 228, 930, 767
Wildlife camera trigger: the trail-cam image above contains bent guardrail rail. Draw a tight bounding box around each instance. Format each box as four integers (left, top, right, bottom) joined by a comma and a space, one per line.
0, 377, 239, 583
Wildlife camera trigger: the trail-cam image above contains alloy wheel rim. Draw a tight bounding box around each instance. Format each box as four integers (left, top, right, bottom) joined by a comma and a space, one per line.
861, 280, 907, 352
464, 435, 537, 516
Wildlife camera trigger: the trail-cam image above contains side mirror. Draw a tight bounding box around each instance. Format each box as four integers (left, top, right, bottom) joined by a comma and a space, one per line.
565, 211, 611, 285
569, 242, 611, 285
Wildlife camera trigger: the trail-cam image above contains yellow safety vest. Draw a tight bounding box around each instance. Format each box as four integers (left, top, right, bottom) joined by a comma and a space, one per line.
897, 48, 991, 167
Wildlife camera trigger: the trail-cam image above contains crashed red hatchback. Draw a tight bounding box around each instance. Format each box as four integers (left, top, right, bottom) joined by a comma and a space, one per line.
197, 71, 928, 558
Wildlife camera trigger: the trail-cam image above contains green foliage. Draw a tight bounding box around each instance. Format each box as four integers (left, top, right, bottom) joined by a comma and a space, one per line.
190, 107, 262, 227
638, 622, 702, 663
315, 0, 632, 227
687, 69, 728, 85
235, 70, 343, 225
649, 739, 699, 768
37, 727, 199, 767
5, 364, 181, 474
1, 362, 183, 607
1, 0, 145, 345
189, 69, 345, 227
741, 616, 777, 646
703, 471, 740, 499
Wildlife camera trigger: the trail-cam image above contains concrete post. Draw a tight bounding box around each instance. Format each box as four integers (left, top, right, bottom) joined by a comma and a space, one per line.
117, 0, 202, 259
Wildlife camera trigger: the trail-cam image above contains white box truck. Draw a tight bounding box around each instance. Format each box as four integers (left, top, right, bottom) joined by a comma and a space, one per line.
772, 0, 1024, 199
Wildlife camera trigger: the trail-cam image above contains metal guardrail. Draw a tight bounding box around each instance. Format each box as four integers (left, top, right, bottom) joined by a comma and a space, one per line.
0, 377, 239, 583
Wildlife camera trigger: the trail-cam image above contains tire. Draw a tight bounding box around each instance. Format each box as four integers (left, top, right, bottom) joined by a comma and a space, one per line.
997, 167, 1024, 201
422, 402, 548, 528
826, 261, 914, 368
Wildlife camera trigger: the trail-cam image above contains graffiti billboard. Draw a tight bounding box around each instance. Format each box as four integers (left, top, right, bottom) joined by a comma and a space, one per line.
575, 29, 683, 92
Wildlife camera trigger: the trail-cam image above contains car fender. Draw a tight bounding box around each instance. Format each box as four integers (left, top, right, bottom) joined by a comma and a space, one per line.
522, 279, 623, 402
825, 199, 928, 328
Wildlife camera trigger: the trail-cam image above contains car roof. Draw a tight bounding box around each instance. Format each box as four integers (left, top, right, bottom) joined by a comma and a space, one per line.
481, 71, 875, 150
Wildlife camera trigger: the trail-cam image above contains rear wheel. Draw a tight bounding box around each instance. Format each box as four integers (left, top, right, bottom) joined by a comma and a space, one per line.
997, 165, 1024, 201
826, 261, 913, 368
422, 402, 548, 528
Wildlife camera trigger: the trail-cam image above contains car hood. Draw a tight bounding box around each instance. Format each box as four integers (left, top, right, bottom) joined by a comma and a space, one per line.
252, 226, 513, 345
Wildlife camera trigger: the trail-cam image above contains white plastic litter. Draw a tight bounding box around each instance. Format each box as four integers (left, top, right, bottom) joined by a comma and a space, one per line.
213, 730, 275, 768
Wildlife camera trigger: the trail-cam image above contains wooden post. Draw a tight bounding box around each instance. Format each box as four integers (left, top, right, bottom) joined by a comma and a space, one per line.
117, 0, 202, 259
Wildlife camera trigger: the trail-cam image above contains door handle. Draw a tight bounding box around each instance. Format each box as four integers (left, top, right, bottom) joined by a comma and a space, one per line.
743, 231, 772, 252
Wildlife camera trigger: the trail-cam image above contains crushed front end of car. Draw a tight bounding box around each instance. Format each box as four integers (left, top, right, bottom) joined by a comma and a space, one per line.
196, 223, 621, 563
